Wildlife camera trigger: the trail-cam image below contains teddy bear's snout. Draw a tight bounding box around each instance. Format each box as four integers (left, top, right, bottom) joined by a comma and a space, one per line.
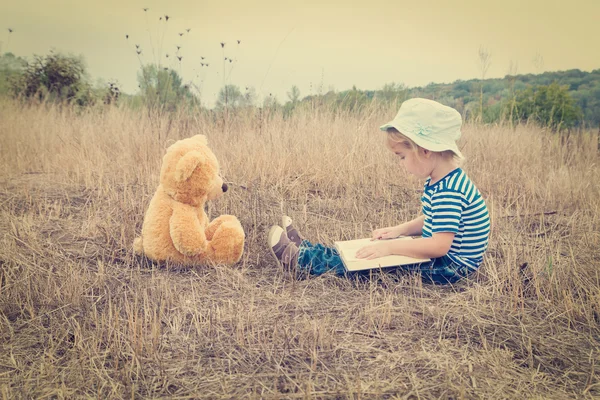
222, 182, 228, 193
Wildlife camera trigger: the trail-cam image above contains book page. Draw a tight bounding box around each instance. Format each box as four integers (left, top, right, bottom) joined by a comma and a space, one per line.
334, 237, 430, 271
341, 238, 382, 262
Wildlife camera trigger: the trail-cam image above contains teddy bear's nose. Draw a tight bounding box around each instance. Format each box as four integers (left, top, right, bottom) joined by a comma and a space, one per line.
222, 182, 228, 193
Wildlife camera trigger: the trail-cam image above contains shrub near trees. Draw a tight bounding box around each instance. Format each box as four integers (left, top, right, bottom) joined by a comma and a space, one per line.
511, 82, 582, 131
0, 52, 26, 95
3, 51, 114, 107
8, 52, 95, 106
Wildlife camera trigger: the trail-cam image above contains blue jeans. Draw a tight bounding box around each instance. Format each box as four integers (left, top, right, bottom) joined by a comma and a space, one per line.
296, 240, 473, 284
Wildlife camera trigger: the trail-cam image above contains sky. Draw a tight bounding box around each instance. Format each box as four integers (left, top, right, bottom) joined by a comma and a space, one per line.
2, 0, 599, 107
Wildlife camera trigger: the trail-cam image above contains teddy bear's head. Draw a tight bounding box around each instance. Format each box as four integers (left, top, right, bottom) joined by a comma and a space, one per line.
159, 135, 227, 206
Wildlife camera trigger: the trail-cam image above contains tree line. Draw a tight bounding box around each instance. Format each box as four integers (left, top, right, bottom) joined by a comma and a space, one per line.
1, 51, 598, 131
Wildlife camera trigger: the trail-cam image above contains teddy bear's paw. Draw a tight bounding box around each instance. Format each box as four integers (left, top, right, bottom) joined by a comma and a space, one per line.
206, 215, 243, 240
133, 237, 144, 254
206, 221, 245, 265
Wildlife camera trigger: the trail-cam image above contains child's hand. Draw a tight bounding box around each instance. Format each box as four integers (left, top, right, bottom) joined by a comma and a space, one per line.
355, 242, 392, 260
371, 226, 402, 240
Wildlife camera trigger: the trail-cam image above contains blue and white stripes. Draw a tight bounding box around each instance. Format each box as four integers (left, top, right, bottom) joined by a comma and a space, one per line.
421, 168, 490, 271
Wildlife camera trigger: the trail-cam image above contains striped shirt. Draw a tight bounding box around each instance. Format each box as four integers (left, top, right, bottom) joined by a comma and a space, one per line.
421, 168, 490, 271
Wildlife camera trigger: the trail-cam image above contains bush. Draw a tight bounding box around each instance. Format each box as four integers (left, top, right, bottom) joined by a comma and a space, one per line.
0, 53, 27, 95
512, 82, 582, 131
9, 52, 94, 106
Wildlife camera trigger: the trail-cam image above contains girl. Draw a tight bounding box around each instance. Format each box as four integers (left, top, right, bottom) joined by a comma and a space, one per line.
268, 98, 490, 284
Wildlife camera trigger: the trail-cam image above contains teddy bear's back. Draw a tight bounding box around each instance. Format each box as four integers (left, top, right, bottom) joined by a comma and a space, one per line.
141, 187, 210, 263
140, 189, 179, 261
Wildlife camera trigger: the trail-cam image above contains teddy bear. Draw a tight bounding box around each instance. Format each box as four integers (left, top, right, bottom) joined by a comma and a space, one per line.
133, 134, 245, 266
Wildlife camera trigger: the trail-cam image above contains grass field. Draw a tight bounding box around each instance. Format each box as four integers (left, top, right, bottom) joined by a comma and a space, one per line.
1, 98, 599, 398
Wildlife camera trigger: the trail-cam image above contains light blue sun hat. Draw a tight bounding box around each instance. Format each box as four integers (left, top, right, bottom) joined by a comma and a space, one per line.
380, 98, 464, 159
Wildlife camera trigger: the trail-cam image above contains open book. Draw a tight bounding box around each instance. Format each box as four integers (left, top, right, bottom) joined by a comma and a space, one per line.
334, 237, 430, 272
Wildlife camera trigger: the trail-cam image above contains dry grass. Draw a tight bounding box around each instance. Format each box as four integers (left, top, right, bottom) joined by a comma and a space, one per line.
0, 98, 599, 399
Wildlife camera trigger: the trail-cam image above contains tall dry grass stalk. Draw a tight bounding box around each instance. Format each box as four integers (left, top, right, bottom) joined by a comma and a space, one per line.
1, 98, 599, 398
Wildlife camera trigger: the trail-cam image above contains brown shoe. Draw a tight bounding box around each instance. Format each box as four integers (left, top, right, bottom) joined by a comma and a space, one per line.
267, 225, 299, 271
281, 215, 304, 247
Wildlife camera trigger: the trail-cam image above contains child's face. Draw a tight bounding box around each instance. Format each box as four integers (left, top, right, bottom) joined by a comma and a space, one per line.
389, 140, 433, 179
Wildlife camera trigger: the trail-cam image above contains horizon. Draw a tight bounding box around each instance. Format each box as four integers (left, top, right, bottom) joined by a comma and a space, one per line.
2, 0, 599, 107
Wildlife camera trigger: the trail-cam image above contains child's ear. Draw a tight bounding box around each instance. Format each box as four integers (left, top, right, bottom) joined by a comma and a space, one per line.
422, 148, 431, 158
175, 151, 205, 182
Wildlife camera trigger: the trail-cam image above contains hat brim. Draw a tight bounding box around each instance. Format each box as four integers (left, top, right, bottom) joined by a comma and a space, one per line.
380, 123, 464, 159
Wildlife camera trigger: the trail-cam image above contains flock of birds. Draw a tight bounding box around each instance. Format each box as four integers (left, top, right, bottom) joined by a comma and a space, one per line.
123, 8, 247, 97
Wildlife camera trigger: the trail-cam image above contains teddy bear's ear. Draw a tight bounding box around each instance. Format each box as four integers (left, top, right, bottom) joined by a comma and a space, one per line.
175, 150, 205, 182
192, 135, 208, 145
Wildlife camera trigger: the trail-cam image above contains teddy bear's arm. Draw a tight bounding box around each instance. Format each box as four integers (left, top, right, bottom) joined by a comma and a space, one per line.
169, 204, 207, 256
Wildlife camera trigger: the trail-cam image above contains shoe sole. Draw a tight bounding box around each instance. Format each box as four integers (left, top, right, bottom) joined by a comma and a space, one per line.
267, 225, 284, 268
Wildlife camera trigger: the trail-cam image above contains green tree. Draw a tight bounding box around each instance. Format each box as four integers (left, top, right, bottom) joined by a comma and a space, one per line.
513, 82, 582, 131
242, 86, 257, 108
215, 84, 244, 110
376, 82, 407, 106
262, 94, 280, 111
337, 85, 369, 112
137, 64, 196, 111
0, 52, 26, 95
287, 85, 301, 104
283, 85, 301, 116
9, 51, 93, 105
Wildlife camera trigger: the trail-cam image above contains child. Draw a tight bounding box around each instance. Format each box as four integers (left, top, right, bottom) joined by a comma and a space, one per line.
268, 98, 490, 284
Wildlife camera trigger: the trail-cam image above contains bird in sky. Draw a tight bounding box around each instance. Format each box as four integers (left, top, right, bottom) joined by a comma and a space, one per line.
237, 40, 241, 44
8, 28, 13, 33
143, 8, 149, 11
177, 56, 183, 61
220, 42, 225, 48
165, 15, 170, 21
125, 34, 129, 39
186, 28, 191, 33
179, 33, 184, 37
